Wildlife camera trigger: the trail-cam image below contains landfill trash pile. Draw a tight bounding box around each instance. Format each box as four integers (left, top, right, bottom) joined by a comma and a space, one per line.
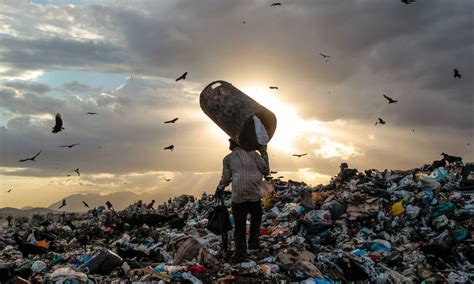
0, 161, 473, 283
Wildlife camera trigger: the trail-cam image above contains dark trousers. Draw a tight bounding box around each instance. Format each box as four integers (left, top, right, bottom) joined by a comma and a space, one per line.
231, 201, 262, 256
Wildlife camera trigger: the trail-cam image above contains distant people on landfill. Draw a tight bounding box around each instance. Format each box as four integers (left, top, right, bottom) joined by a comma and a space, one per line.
6, 215, 13, 227
215, 138, 270, 261
106, 200, 114, 211
146, 200, 155, 210
337, 163, 358, 182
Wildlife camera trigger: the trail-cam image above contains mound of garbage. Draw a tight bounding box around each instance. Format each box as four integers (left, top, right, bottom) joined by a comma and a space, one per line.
1, 161, 473, 283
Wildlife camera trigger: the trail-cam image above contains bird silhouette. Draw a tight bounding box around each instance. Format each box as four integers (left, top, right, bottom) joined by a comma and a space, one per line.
66, 174, 71, 177
383, 94, 398, 104
453, 69, 461, 79
59, 143, 79, 148
7, 189, 12, 193
375, 118, 386, 125
401, 0, 415, 4
278, 176, 284, 179
86, 112, 98, 115
165, 179, 171, 182
73, 169, 80, 176
58, 199, 67, 209
52, 113, 64, 133
164, 118, 179, 124
412, 129, 415, 132
270, 171, 278, 174
82, 201, 89, 208
164, 145, 174, 151
320, 53, 331, 62
271, 2, 281, 6
292, 153, 307, 158
269, 86, 279, 90
175, 72, 188, 81
242, 21, 246, 24
19, 150, 42, 162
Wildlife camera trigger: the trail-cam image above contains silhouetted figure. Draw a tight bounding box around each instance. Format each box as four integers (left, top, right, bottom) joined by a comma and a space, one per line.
86, 112, 98, 115
337, 163, 358, 182
146, 200, 155, 210
73, 169, 80, 176
58, 199, 67, 209
383, 94, 398, 104
7, 215, 12, 227
271, 3, 281, 6
269, 86, 279, 90
82, 201, 90, 208
441, 152, 463, 164
164, 145, 174, 151
19, 150, 42, 162
52, 113, 64, 133
175, 72, 187, 81
59, 143, 79, 148
375, 118, 386, 125
164, 118, 179, 123
401, 0, 415, 4
453, 69, 461, 79
106, 201, 114, 210
292, 153, 307, 158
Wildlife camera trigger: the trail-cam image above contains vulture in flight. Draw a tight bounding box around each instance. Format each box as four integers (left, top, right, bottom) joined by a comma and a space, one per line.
59, 143, 79, 148
292, 153, 307, 158
175, 72, 188, 81
82, 201, 90, 208
52, 113, 64, 133
19, 150, 42, 162
383, 94, 398, 104
164, 145, 175, 151
271, 3, 281, 6
375, 118, 386, 125
86, 112, 98, 115
73, 169, 80, 176
453, 69, 461, 79
269, 86, 279, 90
164, 118, 179, 124
58, 199, 67, 209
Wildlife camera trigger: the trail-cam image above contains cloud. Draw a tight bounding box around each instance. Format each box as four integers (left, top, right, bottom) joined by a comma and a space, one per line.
4, 80, 51, 94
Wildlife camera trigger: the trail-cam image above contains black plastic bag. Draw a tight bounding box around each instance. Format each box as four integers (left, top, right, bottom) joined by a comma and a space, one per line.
83, 249, 123, 275
207, 200, 231, 235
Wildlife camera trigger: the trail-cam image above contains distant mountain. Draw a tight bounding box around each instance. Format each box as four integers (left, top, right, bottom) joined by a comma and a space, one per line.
0, 207, 57, 217
47, 191, 178, 212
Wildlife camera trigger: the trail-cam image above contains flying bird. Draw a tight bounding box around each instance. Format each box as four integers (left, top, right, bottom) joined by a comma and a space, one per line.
19, 150, 42, 162
66, 174, 71, 177
52, 113, 64, 133
270, 171, 278, 174
292, 153, 307, 158
401, 0, 415, 4
86, 112, 97, 115
165, 179, 171, 182
383, 94, 398, 104
412, 129, 415, 132
269, 86, 279, 90
278, 176, 284, 179
453, 69, 461, 79
164, 145, 174, 151
320, 53, 330, 62
7, 189, 12, 193
271, 2, 281, 6
242, 21, 246, 24
59, 143, 79, 149
164, 118, 179, 124
58, 199, 67, 209
375, 118, 386, 125
175, 72, 188, 81
73, 168, 80, 176
82, 201, 90, 208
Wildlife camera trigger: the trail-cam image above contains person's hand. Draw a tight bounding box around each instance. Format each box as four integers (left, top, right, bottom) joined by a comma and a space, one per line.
214, 187, 224, 199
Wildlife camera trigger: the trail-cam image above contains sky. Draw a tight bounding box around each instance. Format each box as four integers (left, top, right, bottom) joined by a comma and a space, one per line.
0, 0, 473, 208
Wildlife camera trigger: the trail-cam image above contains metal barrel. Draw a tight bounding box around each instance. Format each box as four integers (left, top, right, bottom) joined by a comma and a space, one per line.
200, 80, 277, 150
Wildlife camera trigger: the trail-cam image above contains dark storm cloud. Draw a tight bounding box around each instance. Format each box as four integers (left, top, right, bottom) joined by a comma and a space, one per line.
4, 80, 51, 94
0, 36, 128, 76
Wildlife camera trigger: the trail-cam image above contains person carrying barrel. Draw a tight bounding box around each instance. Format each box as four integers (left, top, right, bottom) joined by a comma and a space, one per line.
215, 138, 269, 261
